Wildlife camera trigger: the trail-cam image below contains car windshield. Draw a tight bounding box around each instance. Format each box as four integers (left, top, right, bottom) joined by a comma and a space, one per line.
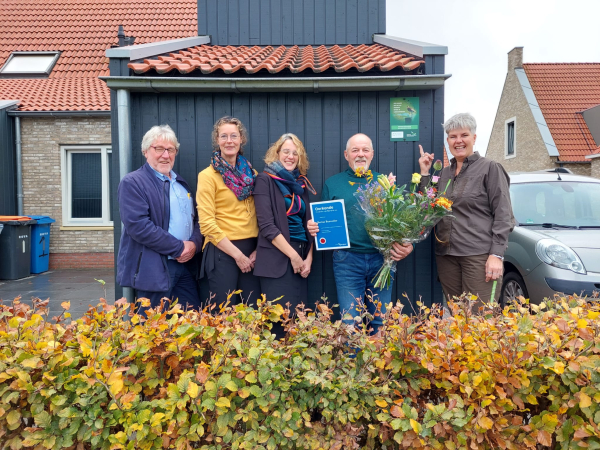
510, 181, 600, 227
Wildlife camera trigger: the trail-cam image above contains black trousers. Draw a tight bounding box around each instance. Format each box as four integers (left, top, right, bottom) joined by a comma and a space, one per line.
259, 239, 309, 338
203, 238, 261, 306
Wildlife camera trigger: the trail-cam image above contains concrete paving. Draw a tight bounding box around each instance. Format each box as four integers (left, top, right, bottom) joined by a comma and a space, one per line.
0, 269, 115, 320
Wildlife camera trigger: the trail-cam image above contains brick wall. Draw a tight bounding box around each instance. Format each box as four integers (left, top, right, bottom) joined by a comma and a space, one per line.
486, 49, 556, 173
50, 252, 114, 269
20, 116, 114, 268
592, 158, 600, 179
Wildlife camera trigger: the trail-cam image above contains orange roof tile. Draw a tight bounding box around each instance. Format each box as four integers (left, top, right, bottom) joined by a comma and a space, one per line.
0, 0, 197, 111
523, 63, 600, 162
128, 44, 425, 75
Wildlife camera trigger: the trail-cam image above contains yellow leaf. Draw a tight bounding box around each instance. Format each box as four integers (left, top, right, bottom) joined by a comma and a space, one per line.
375, 399, 388, 408
552, 362, 565, 374
225, 381, 238, 392
478, 416, 494, 430
187, 382, 199, 399
348, 181, 356, 186
526, 395, 538, 405
473, 375, 482, 386
215, 397, 230, 408
410, 419, 422, 434
107, 372, 124, 396
577, 319, 588, 329
587, 311, 599, 320
61, 301, 71, 311
579, 392, 592, 409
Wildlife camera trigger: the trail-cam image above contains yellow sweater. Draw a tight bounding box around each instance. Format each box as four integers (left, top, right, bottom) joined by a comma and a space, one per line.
196, 166, 258, 249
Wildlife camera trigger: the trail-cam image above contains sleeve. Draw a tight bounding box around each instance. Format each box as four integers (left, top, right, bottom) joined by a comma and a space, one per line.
254, 175, 283, 242
418, 175, 430, 193
118, 176, 183, 258
196, 171, 227, 246
487, 163, 515, 257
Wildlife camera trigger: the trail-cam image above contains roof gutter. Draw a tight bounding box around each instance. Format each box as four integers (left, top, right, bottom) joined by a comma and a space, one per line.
7, 110, 111, 117
99, 74, 451, 93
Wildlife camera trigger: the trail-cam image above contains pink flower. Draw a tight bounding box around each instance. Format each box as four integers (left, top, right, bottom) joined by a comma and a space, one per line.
431, 176, 440, 184
387, 172, 396, 185
427, 187, 436, 199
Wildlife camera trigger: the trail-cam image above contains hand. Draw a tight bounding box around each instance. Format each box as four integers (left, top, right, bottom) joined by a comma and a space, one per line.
418, 145, 434, 175
290, 253, 305, 275
390, 242, 413, 261
485, 255, 504, 282
235, 253, 253, 273
300, 254, 312, 278
176, 241, 196, 263
307, 219, 319, 237
248, 250, 257, 269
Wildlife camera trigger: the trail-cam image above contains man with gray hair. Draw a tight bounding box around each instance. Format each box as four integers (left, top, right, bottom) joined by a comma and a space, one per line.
418, 113, 514, 307
117, 124, 202, 310
308, 133, 413, 333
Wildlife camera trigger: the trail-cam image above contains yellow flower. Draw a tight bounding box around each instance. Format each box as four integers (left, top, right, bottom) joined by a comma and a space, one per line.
434, 197, 453, 210
411, 173, 422, 184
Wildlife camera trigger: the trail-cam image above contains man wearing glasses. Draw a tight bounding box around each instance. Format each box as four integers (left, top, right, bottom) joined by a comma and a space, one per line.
117, 125, 203, 311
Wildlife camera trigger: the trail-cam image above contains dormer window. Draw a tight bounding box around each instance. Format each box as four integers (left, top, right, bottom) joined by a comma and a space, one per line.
0, 52, 60, 78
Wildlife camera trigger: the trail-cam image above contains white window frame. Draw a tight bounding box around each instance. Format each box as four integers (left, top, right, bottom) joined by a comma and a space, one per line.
0, 51, 60, 78
505, 117, 517, 159
61, 145, 113, 227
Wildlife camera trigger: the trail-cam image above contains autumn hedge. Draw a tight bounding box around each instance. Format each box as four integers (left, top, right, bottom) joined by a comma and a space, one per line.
1, 292, 600, 450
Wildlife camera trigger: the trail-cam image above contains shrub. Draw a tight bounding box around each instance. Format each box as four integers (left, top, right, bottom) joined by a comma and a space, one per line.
0, 293, 599, 449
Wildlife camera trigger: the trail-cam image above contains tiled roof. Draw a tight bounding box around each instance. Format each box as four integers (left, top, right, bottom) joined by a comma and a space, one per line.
0, 0, 197, 111
128, 44, 425, 75
523, 63, 600, 162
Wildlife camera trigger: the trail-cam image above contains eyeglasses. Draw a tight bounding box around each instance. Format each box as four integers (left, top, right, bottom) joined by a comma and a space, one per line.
280, 149, 299, 157
219, 134, 240, 142
150, 145, 178, 155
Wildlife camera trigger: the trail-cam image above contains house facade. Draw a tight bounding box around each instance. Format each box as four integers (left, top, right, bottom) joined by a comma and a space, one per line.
487, 47, 600, 177
104, 0, 450, 308
0, 0, 198, 269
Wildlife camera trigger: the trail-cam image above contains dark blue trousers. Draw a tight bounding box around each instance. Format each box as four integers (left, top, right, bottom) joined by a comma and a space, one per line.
136, 259, 200, 312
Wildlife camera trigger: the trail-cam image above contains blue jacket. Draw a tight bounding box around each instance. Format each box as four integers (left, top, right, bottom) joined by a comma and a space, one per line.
116, 163, 203, 292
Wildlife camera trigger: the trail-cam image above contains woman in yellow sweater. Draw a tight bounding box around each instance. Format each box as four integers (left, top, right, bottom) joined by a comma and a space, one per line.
196, 116, 260, 305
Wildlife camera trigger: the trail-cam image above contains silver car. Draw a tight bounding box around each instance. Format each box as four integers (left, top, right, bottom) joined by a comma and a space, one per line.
501, 170, 600, 305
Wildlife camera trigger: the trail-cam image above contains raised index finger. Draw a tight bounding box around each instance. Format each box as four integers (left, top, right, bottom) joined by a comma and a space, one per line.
419, 145, 424, 156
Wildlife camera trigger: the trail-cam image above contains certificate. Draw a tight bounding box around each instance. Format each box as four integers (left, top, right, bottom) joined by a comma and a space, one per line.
310, 200, 351, 251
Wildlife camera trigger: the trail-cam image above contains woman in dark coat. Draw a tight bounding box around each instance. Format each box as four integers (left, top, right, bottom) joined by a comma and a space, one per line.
253, 133, 316, 337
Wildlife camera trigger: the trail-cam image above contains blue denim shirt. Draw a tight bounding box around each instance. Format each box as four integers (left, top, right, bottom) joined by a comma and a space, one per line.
150, 167, 194, 257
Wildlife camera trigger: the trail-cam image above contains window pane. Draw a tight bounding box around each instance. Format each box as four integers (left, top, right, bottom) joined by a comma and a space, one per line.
3, 54, 55, 73
71, 153, 102, 218
507, 122, 515, 155
107, 151, 113, 222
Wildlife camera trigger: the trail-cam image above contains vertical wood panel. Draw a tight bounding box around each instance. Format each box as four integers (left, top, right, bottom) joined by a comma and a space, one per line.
313, 0, 326, 45
228, 0, 240, 45
217, 1, 228, 45
197, 0, 206, 35
341, 92, 359, 150
335, 0, 346, 44
206, 0, 218, 44
303, 0, 315, 45
292, 0, 303, 45
250, 94, 269, 170
270, 0, 282, 45
357, 0, 368, 44
346, 0, 358, 45
368, 0, 378, 41
249, 0, 260, 45
324, 0, 336, 45
0, 109, 16, 215
259, 0, 270, 45
213, 94, 232, 121
232, 93, 253, 167
238, 0, 250, 44
176, 96, 197, 186
286, 93, 305, 142
378, 0, 386, 34
268, 93, 286, 145
281, 0, 293, 45
194, 94, 214, 179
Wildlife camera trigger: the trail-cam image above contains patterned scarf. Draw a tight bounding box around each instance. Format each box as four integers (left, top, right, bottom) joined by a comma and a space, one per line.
264, 161, 316, 216
211, 150, 256, 200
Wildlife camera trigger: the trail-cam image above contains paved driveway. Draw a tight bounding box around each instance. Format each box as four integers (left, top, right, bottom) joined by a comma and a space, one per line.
0, 269, 115, 320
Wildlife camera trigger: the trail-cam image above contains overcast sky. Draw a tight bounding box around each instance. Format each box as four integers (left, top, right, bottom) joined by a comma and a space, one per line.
387, 0, 600, 156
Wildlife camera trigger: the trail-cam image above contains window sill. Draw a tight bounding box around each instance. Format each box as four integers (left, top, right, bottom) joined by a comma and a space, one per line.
504, 154, 517, 160
60, 226, 114, 231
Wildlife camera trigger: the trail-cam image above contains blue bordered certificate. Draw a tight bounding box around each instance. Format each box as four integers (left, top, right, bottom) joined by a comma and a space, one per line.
310, 199, 351, 251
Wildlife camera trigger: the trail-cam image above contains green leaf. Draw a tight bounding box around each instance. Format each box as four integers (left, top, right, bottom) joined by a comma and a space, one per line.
34, 411, 51, 428
6, 410, 21, 426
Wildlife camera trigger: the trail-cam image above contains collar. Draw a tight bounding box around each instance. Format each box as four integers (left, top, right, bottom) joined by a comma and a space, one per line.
450, 151, 480, 166
149, 165, 176, 182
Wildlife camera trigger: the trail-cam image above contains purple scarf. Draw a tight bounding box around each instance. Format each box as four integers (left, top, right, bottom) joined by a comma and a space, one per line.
211, 150, 256, 200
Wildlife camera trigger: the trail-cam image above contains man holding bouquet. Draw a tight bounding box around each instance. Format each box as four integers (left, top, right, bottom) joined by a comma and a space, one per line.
418, 113, 514, 307
307, 133, 413, 333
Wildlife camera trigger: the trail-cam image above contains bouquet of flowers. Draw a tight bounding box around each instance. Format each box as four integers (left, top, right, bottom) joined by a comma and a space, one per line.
353, 161, 453, 289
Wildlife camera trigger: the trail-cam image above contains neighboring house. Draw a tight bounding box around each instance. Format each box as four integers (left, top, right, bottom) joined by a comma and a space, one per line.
487, 47, 600, 178
0, 0, 197, 269
103, 0, 450, 306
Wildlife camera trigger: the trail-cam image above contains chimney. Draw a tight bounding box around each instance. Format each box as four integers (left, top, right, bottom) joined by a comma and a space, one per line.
117, 25, 136, 47
508, 47, 523, 71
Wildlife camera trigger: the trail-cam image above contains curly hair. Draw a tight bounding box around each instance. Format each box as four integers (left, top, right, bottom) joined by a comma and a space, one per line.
211, 116, 249, 154
263, 133, 310, 175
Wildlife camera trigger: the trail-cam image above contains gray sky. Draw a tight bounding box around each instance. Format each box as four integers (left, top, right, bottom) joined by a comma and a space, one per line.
387, 0, 600, 156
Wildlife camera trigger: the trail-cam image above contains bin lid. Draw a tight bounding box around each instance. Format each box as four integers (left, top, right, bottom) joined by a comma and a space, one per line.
27, 215, 56, 224
0, 215, 36, 225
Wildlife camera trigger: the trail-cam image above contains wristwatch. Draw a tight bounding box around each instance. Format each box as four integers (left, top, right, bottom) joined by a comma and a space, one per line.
491, 254, 504, 261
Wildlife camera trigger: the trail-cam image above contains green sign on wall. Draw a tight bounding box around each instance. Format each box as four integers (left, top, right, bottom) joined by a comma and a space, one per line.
390, 97, 419, 141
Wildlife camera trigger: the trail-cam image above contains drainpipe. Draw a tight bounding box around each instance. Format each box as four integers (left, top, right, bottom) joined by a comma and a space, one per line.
14, 116, 24, 215
117, 89, 134, 304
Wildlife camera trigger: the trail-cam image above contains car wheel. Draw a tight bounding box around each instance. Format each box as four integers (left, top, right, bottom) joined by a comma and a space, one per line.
500, 271, 529, 308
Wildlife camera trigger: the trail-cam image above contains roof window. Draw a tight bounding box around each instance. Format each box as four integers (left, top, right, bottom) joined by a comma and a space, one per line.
0, 52, 60, 78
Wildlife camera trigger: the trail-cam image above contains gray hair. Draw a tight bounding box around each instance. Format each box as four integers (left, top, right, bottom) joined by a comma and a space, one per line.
443, 113, 477, 135
141, 125, 180, 154
345, 133, 373, 152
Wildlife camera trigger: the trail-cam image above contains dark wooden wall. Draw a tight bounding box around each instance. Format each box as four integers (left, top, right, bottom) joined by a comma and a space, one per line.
0, 109, 17, 215
111, 89, 444, 311
197, 0, 386, 46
